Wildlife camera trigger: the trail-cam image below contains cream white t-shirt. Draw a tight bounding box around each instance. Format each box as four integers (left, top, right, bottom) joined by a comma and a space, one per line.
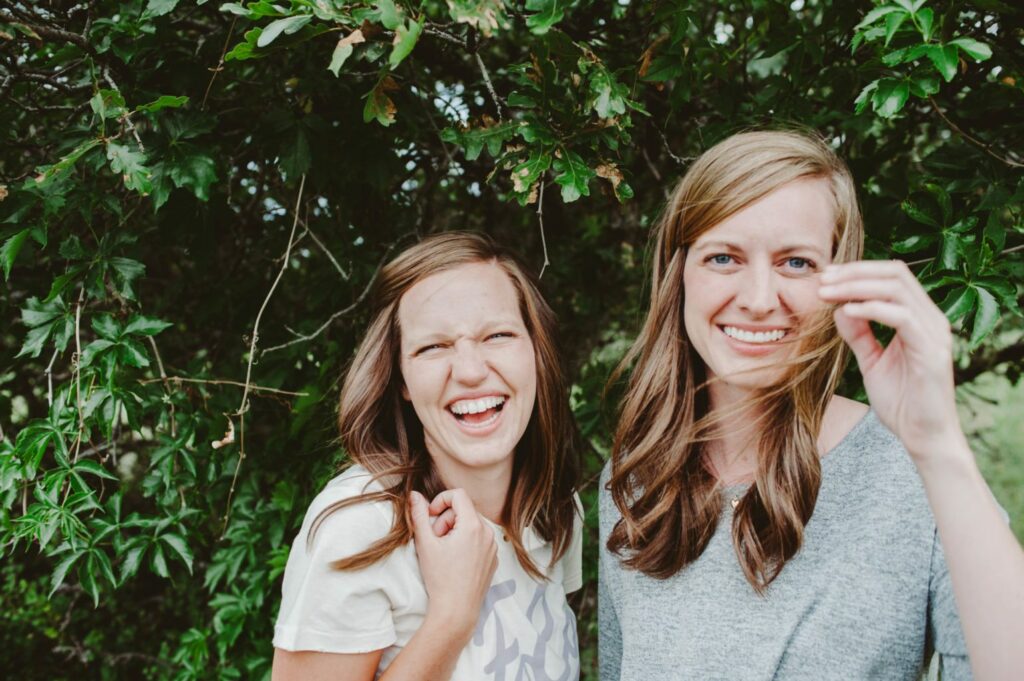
273, 466, 583, 680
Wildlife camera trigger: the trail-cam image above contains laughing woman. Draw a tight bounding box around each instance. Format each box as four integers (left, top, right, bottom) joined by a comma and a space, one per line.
273, 232, 581, 681
600, 130, 1024, 681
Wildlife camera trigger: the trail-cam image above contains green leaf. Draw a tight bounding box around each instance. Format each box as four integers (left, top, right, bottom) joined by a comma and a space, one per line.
447, 0, 507, 36
119, 338, 151, 368
901, 199, 939, 228
91, 89, 127, 121
389, 18, 423, 70
884, 11, 908, 45
916, 8, 935, 41
939, 231, 960, 270
441, 120, 518, 161
854, 81, 879, 115
948, 37, 992, 62
80, 339, 116, 368
891, 233, 937, 253
525, 0, 565, 35
552, 150, 596, 203
328, 42, 354, 77
510, 149, 552, 196
969, 287, 999, 348
855, 5, 904, 31
925, 44, 959, 82
587, 68, 628, 119
136, 95, 189, 113
92, 315, 122, 340
49, 550, 82, 597
73, 460, 118, 481
166, 152, 218, 201
940, 286, 976, 323
119, 544, 147, 583
162, 533, 195, 573
1, 228, 30, 280
257, 15, 313, 48
125, 316, 173, 336
106, 143, 152, 194
909, 74, 939, 98
151, 544, 169, 578
376, 0, 403, 30
872, 78, 910, 118
924, 183, 952, 225
363, 79, 398, 127
142, 0, 180, 20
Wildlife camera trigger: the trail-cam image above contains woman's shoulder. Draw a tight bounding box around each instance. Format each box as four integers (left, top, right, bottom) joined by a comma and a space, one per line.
299, 465, 398, 555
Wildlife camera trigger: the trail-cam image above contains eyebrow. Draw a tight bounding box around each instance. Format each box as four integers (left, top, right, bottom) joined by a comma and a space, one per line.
403, 319, 524, 347
693, 240, 829, 258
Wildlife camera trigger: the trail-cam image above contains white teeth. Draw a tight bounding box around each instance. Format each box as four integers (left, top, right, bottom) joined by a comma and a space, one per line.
721, 326, 786, 344
449, 396, 506, 415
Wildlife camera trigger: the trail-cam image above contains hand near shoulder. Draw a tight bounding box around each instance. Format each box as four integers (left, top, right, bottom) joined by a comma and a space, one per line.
409, 489, 498, 639
818, 259, 967, 466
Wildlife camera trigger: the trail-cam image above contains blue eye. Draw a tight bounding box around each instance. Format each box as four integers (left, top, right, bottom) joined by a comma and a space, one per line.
708, 254, 734, 265
786, 257, 814, 270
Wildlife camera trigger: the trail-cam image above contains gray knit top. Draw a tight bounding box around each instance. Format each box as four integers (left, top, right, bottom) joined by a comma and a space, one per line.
599, 410, 971, 681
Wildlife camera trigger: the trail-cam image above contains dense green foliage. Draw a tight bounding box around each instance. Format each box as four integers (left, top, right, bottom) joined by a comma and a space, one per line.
1, 0, 1022, 678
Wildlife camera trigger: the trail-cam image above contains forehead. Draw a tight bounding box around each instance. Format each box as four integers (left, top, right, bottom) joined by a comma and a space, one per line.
691, 177, 835, 254
397, 261, 524, 340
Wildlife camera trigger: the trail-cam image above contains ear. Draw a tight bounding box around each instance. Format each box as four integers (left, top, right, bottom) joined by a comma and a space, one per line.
400, 384, 410, 401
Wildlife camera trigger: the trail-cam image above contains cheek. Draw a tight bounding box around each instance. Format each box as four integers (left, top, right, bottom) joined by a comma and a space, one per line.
781, 280, 825, 314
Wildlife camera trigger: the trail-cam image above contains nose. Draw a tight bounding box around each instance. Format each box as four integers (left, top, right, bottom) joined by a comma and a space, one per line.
735, 261, 779, 317
450, 340, 489, 385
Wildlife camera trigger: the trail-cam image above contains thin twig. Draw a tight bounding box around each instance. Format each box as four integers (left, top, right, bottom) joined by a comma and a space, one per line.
474, 52, 505, 119
71, 288, 85, 464
537, 180, 550, 279
424, 24, 466, 47
221, 175, 306, 535
139, 376, 309, 396
45, 347, 59, 408
928, 97, 1024, 169
147, 336, 176, 438
260, 238, 404, 355
202, 17, 237, 109
297, 220, 350, 280
658, 127, 695, 167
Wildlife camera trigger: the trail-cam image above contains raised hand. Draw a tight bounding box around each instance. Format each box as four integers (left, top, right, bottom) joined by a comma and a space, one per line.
818, 260, 966, 464
408, 489, 498, 637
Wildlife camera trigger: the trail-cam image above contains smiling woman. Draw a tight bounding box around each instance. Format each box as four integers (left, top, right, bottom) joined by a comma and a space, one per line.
600, 130, 1024, 681
271, 233, 582, 681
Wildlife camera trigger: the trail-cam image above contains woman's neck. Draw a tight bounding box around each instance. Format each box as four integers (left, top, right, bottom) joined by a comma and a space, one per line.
704, 382, 764, 485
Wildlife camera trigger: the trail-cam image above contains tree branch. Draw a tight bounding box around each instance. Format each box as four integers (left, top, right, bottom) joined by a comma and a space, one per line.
928, 97, 1024, 169
222, 175, 306, 535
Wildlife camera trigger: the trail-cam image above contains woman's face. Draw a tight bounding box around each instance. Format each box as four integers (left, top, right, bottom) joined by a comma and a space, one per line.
682, 177, 835, 395
397, 261, 538, 482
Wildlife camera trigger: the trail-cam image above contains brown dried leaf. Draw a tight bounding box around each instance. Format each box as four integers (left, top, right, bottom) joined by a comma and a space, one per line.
595, 163, 624, 189
340, 28, 366, 49
638, 34, 669, 78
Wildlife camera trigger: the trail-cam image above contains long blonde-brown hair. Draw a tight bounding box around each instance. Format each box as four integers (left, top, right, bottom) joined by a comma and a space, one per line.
313, 232, 579, 579
607, 130, 864, 592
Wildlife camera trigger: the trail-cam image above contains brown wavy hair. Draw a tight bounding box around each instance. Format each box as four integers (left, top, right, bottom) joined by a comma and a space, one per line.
606, 130, 864, 592
311, 232, 580, 579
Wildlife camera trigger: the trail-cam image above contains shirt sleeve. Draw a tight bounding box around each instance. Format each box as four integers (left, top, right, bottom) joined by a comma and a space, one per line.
926, 526, 972, 680
273, 488, 399, 654
561, 492, 584, 594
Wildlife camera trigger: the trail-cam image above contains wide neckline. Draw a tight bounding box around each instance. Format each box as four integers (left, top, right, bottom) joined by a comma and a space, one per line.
719, 408, 875, 495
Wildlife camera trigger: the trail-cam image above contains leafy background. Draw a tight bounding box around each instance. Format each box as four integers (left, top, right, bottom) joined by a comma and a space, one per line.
1, 0, 1022, 679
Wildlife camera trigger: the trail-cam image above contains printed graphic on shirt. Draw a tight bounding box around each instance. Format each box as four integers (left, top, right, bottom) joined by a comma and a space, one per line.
472, 579, 580, 681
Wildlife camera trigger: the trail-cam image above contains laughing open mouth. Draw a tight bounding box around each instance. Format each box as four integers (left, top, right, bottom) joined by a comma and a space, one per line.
447, 395, 507, 427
